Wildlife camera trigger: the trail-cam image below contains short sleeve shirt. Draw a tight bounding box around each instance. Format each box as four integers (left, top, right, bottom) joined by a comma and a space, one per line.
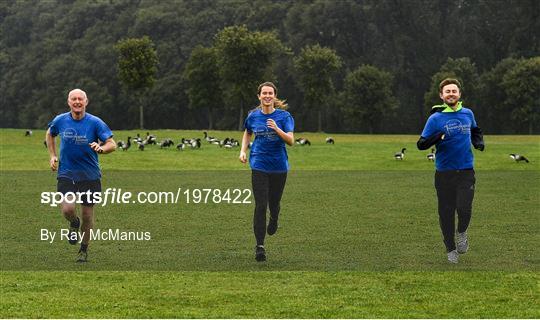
243, 108, 294, 173
48, 112, 113, 181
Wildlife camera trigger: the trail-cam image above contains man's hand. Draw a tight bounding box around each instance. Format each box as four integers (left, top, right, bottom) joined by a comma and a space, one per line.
89, 142, 104, 154
50, 156, 58, 171
239, 151, 247, 163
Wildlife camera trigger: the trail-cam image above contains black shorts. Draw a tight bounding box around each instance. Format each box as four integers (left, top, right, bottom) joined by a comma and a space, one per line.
57, 178, 102, 206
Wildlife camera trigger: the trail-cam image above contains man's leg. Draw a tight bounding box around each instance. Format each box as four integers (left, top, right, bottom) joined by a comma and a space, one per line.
76, 179, 101, 262
456, 170, 475, 254
58, 178, 80, 245
80, 205, 93, 247
61, 202, 77, 223
267, 172, 287, 235
435, 171, 458, 253
456, 170, 475, 233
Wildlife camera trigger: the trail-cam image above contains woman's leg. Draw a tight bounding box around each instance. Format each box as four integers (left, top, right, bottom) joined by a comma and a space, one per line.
267, 172, 287, 235
251, 170, 269, 246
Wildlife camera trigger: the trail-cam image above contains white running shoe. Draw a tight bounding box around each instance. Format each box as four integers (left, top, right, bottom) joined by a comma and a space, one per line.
456, 231, 469, 254
447, 250, 459, 264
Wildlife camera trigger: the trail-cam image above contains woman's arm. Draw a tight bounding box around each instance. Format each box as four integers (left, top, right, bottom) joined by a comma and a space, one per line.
267, 119, 294, 146
239, 129, 252, 163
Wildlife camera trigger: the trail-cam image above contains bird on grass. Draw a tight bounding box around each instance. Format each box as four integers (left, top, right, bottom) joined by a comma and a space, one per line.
176, 142, 186, 150
427, 148, 435, 161
204, 131, 219, 143
144, 132, 157, 145
295, 138, 311, 146
25, 130, 33, 136
326, 137, 335, 144
394, 148, 406, 160
509, 154, 529, 163
117, 137, 131, 151
158, 139, 174, 148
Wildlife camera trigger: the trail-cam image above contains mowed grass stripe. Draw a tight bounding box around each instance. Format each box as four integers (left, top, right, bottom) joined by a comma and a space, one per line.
1, 271, 538, 318
1, 170, 538, 271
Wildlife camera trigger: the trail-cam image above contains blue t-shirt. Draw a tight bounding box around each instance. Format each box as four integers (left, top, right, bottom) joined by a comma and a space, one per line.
244, 108, 294, 173
421, 107, 478, 171
48, 112, 113, 181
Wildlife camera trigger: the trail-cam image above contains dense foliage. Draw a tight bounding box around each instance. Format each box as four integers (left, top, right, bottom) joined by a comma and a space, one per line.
1, 0, 538, 133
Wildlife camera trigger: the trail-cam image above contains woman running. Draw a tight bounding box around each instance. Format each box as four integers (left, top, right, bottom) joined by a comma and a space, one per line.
239, 81, 295, 262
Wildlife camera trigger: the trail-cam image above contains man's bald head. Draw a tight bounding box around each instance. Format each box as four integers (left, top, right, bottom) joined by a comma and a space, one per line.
68, 88, 88, 101
67, 88, 89, 117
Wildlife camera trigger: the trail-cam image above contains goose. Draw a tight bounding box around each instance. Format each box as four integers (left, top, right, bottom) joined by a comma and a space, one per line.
295, 138, 311, 146
427, 148, 435, 161
118, 137, 132, 151
134, 133, 143, 144
137, 142, 145, 151
190, 138, 201, 149
158, 139, 174, 148
176, 142, 186, 150
326, 137, 334, 144
509, 154, 529, 163
394, 148, 406, 160
144, 132, 157, 145
25, 130, 33, 136
203, 131, 219, 143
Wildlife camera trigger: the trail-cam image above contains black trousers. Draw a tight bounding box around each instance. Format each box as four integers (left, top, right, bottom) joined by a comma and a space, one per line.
251, 170, 287, 246
434, 169, 476, 252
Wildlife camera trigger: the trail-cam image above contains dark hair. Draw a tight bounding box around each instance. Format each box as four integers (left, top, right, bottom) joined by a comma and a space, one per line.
257, 81, 288, 109
439, 78, 462, 93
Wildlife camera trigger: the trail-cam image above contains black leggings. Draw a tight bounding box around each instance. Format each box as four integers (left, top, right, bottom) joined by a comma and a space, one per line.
251, 170, 287, 246
434, 170, 476, 252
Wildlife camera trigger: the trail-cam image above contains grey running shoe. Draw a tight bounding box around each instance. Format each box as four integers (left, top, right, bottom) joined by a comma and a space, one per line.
255, 245, 266, 262
447, 250, 459, 264
68, 217, 80, 245
76, 250, 88, 263
456, 231, 469, 254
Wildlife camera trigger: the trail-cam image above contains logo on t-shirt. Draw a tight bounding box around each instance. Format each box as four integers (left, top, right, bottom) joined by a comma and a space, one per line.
62, 128, 89, 145
254, 125, 279, 141
444, 120, 470, 136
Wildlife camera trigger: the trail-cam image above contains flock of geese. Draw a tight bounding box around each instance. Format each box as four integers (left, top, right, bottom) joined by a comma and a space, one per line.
25, 129, 530, 162
393, 147, 530, 163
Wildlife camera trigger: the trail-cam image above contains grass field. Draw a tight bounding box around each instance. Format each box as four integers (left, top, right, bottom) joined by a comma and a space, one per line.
1, 128, 539, 317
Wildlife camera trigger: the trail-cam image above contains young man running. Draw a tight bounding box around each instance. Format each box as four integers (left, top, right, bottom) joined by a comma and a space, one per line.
417, 78, 484, 264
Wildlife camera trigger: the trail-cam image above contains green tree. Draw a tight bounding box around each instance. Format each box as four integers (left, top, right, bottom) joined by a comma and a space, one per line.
184, 46, 222, 130
115, 36, 158, 129
477, 58, 521, 133
503, 57, 540, 134
214, 25, 286, 130
342, 65, 396, 134
294, 44, 341, 132
424, 57, 480, 114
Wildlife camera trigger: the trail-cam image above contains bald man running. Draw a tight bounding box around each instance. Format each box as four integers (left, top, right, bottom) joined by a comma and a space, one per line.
46, 89, 116, 262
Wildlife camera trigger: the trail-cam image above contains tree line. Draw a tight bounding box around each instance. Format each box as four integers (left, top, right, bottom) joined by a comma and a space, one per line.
1, 0, 538, 133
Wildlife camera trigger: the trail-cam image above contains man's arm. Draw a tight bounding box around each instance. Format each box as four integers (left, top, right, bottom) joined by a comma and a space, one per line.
417, 132, 445, 150
45, 128, 58, 171
89, 137, 116, 154
471, 126, 485, 151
